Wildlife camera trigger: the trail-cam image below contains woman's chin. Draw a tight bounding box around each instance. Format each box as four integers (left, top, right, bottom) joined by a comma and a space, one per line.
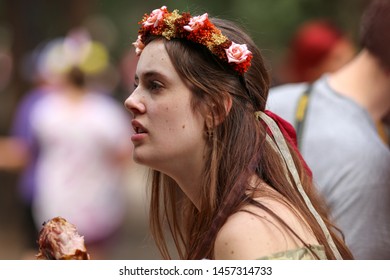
132, 149, 154, 167
132, 152, 146, 165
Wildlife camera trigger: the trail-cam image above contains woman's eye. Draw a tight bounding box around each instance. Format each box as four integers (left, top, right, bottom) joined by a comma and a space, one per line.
150, 81, 163, 91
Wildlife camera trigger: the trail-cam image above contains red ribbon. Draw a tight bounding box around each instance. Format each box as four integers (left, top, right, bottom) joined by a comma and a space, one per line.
265, 110, 313, 178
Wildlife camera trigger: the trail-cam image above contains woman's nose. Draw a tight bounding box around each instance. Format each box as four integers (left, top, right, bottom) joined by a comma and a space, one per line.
124, 90, 146, 116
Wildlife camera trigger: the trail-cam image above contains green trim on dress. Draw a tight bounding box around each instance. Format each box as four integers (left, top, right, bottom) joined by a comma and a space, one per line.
257, 245, 327, 260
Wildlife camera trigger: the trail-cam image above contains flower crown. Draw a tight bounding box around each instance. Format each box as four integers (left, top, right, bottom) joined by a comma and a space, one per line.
133, 6, 253, 75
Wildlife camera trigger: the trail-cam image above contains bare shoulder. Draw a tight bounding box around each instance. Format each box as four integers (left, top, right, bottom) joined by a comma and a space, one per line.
213, 198, 317, 260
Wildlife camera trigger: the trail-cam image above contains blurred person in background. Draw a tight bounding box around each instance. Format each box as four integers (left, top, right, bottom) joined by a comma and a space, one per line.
274, 19, 355, 85
0, 41, 60, 258
267, 0, 390, 259
30, 64, 132, 259
29, 28, 133, 259
1, 28, 133, 259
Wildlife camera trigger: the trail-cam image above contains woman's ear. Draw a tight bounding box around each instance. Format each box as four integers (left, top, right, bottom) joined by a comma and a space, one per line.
206, 93, 232, 128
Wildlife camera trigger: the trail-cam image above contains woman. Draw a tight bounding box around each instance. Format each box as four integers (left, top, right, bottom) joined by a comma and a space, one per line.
125, 6, 353, 260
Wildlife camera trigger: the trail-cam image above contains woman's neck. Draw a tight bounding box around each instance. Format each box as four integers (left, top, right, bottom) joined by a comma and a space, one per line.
164, 150, 207, 211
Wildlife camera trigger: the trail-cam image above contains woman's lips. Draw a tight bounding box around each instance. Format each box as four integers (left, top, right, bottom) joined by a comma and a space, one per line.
131, 119, 148, 134
131, 119, 148, 142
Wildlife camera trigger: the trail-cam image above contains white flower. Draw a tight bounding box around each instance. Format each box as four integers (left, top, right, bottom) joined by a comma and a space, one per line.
183, 13, 208, 32
132, 35, 145, 55
143, 6, 167, 28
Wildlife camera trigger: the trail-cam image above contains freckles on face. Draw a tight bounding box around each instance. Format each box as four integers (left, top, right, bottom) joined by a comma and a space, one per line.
132, 40, 206, 168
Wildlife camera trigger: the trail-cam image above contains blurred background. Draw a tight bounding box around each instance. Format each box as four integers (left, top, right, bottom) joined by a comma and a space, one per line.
0, 0, 369, 259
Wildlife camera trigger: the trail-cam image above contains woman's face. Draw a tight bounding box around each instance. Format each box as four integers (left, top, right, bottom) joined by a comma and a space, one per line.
125, 40, 207, 174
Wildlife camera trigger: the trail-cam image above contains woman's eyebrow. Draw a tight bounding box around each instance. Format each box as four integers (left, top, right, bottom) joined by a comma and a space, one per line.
138, 70, 169, 81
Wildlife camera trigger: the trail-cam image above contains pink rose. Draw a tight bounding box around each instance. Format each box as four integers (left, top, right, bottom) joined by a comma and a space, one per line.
132, 35, 145, 55
225, 42, 252, 64
183, 13, 208, 32
143, 6, 167, 28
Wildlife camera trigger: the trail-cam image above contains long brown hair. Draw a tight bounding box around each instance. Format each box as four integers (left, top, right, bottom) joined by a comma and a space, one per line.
145, 17, 353, 260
